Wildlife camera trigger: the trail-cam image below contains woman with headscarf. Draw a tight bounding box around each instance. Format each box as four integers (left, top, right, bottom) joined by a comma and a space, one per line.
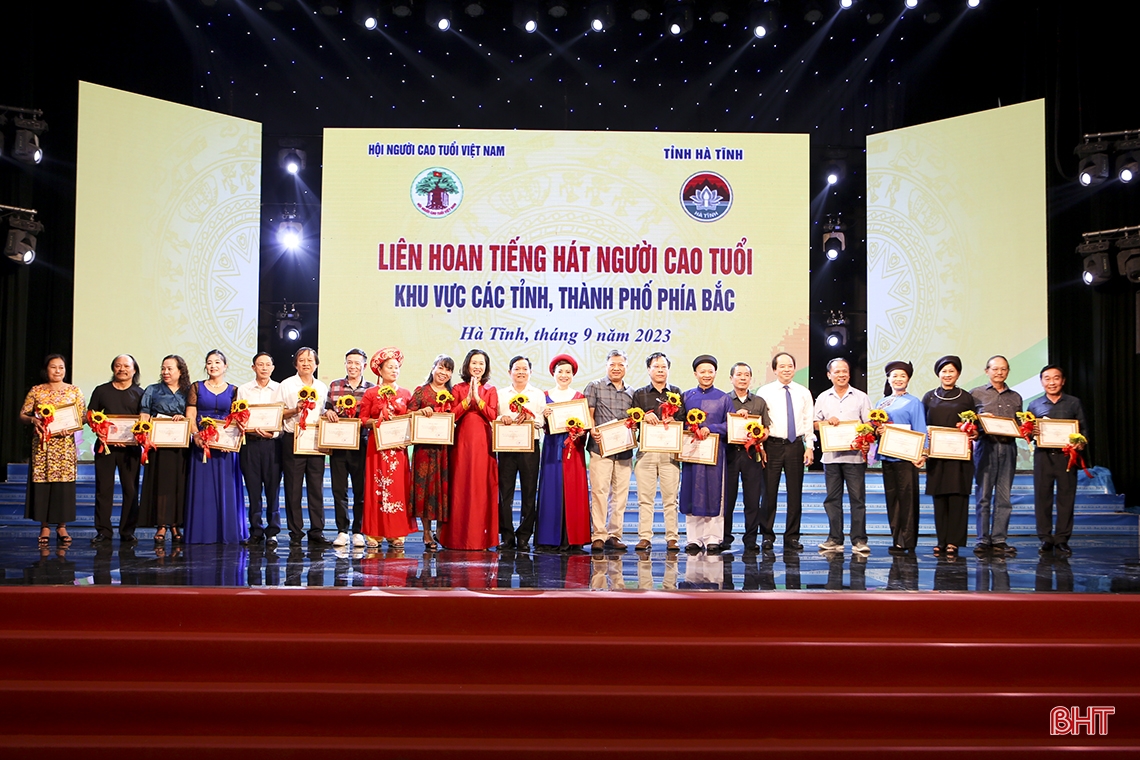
875, 360, 927, 555
358, 347, 417, 549
922, 355, 978, 556
535, 354, 590, 551
438, 348, 499, 551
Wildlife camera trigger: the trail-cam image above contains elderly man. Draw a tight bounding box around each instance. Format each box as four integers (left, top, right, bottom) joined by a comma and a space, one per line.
323, 348, 374, 548
679, 355, 730, 553
970, 355, 1023, 557
720, 362, 770, 553
238, 352, 282, 546
1028, 365, 1088, 557
630, 352, 686, 553
813, 358, 871, 554
497, 355, 545, 551
584, 349, 634, 552
757, 352, 814, 552
274, 347, 331, 548
88, 354, 144, 546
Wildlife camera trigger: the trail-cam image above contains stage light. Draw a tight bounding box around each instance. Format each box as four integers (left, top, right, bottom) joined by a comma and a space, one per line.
1075, 140, 1110, 186
278, 220, 303, 250
967, 0, 979, 6
666, 1, 694, 36
12, 117, 47, 165
589, 1, 614, 31
278, 148, 306, 175
1114, 139, 1140, 183
4, 215, 41, 265
1078, 240, 1112, 286
426, 0, 452, 30
840, 0, 854, 9
749, 0, 775, 38
823, 216, 846, 260
547, 0, 568, 18
824, 311, 848, 349
276, 304, 302, 342
1117, 236, 1140, 284
514, 0, 539, 32
905, 0, 918, 8
353, 0, 380, 28
803, 1, 824, 22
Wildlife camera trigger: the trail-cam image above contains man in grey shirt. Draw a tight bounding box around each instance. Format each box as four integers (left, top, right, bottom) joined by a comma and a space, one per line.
584, 349, 634, 553
970, 355, 1023, 556
812, 359, 872, 554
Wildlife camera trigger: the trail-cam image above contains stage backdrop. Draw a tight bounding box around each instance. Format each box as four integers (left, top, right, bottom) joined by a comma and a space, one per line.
866, 99, 1048, 401
73, 82, 261, 450
320, 129, 809, 389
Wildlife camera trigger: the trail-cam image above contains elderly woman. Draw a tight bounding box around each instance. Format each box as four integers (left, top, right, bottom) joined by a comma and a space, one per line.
535, 354, 590, 551
139, 355, 191, 543
922, 355, 978, 556
407, 354, 455, 551
20, 354, 85, 547
358, 347, 417, 549
875, 360, 927, 556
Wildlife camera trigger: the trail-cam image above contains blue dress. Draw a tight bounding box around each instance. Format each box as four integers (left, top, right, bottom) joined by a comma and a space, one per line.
185, 382, 248, 544
679, 386, 730, 517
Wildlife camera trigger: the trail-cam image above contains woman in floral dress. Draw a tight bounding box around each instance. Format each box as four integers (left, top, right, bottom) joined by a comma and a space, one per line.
407, 354, 455, 551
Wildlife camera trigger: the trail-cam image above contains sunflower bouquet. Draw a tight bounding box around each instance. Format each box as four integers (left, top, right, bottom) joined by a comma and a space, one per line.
226, 398, 251, 430
132, 419, 155, 465
296, 386, 318, 432
851, 422, 878, 463
957, 410, 978, 437
686, 408, 707, 438
434, 388, 454, 412
626, 407, 645, 430
868, 408, 889, 436
660, 392, 681, 422
1015, 411, 1036, 449
509, 393, 534, 420
87, 409, 113, 455
564, 417, 585, 460
35, 403, 56, 450
198, 418, 219, 462
1063, 433, 1092, 478
335, 394, 358, 418
744, 419, 768, 461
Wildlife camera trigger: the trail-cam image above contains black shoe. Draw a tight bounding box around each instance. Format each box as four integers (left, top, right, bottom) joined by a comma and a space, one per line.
742, 543, 759, 554
784, 540, 803, 552
973, 543, 992, 556
1055, 542, 1072, 555
290, 533, 305, 544
685, 542, 702, 554
119, 534, 138, 544
496, 541, 516, 551
309, 535, 333, 548
887, 545, 906, 556
91, 534, 111, 545
1039, 541, 1054, 554
992, 542, 1016, 556
266, 536, 279, 547
761, 539, 774, 551
706, 542, 726, 555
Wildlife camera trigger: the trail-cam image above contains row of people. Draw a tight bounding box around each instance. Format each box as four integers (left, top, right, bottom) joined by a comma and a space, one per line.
20, 348, 1086, 558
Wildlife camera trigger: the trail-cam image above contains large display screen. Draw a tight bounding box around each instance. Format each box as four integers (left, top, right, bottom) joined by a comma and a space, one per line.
319, 128, 809, 388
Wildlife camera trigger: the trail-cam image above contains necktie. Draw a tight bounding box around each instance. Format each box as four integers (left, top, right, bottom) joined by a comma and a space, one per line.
785, 385, 796, 441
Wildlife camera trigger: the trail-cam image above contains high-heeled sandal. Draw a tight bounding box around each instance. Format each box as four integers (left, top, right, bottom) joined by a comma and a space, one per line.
391, 537, 405, 549
364, 535, 380, 548
171, 528, 183, 543
38, 529, 50, 547
423, 533, 439, 551
56, 529, 72, 546
154, 528, 167, 542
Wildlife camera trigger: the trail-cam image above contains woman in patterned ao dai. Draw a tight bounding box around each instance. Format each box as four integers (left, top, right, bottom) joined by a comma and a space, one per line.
358, 347, 417, 549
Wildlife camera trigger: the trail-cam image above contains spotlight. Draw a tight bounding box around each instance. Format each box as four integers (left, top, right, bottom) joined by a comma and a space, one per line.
514, 0, 539, 32
905, 0, 918, 8
1117, 236, 1140, 284
12, 117, 47, 165
278, 219, 303, 250
823, 216, 846, 260
824, 311, 848, 349
1114, 139, 1140, 183
967, 0, 979, 6
1078, 240, 1112, 286
278, 147, 306, 175
749, 0, 775, 38
1075, 140, 1110, 186
4, 215, 42, 265
276, 304, 303, 342
840, 0, 854, 8
588, 1, 614, 31
631, 0, 654, 22
353, 0, 380, 28
426, 0, 452, 30
666, 1, 694, 36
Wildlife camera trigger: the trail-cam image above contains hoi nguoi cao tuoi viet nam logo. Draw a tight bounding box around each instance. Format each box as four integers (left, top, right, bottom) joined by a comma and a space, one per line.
412, 167, 463, 218
680, 171, 732, 222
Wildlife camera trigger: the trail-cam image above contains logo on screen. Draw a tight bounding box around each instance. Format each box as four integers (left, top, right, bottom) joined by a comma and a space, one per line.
412, 168, 463, 218
680, 171, 732, 222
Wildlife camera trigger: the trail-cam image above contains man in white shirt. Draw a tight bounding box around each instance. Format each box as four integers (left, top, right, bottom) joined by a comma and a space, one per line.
812, 358, 872, 554
237, 352, 282, 546
757, 352, 814, 552
496, 355, 545, 550
273, 347, 331, 548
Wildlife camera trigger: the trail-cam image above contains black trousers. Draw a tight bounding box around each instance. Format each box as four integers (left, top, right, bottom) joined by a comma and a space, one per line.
1034, 449, 1077, 543
931, 493, 969, 548
882, 459, 920, 550
498, 448, 540, 546
281, 433, 326, 540
723, 445, 764, 546
93, 447, 141, 539
760, 438, 805, 543
240, 436, 282, 539
329, 438, 367, 534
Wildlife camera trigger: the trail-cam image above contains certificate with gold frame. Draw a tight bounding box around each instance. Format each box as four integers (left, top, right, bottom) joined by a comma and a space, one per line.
492, 421, 536, 453
877, 425, 925, 463
245, 403, 284, 433
45, 403, 83, 436
547, 398, 593, 434
318, 418, 362, 451
594, 418, 636, 457
1037, 418, 1080, 449
292, 423, 324, 456
375, 414, 412, 450
818, 421, 860, 453
150, 419, 190, 448
638, 420, 683, 454
104, 415, 141, 446
927, 426, 972, 461
977, 415, 1021, 437
726, 414, 762, 445
679, 432, 719, 466
208, 421, 243, 453
411, 412, 455, 446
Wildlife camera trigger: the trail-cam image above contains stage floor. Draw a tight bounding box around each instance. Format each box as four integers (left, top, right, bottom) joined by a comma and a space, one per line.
3, 527, 1138, 592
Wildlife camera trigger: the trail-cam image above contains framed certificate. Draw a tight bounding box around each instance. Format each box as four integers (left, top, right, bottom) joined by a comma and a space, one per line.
492, 420, 536, 452
411, 412, 455, 445
726, 414, 761, 445
209, 421, 244, 453
679, 432, 720, 466
978, 415, 1021, 437
1037, 418, 1080, 449
45, 403, 83, 436
375, 414, 412, 450
639, 420, 682, 454
292, 424, 324, 456
245, 403, 284, 433
878, 425, 925, 463
594, 418, 636, 457
818, 420, 860, 453
547, 398, 593, 434
105, 415, 141, 445
150, 419, 190, 448
318, 418, 362, 450
927, 426, 971, 460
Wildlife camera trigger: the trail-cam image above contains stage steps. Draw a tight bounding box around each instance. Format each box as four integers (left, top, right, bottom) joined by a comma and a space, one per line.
1, 463, 1132, 537
0, 587, 1137, 756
